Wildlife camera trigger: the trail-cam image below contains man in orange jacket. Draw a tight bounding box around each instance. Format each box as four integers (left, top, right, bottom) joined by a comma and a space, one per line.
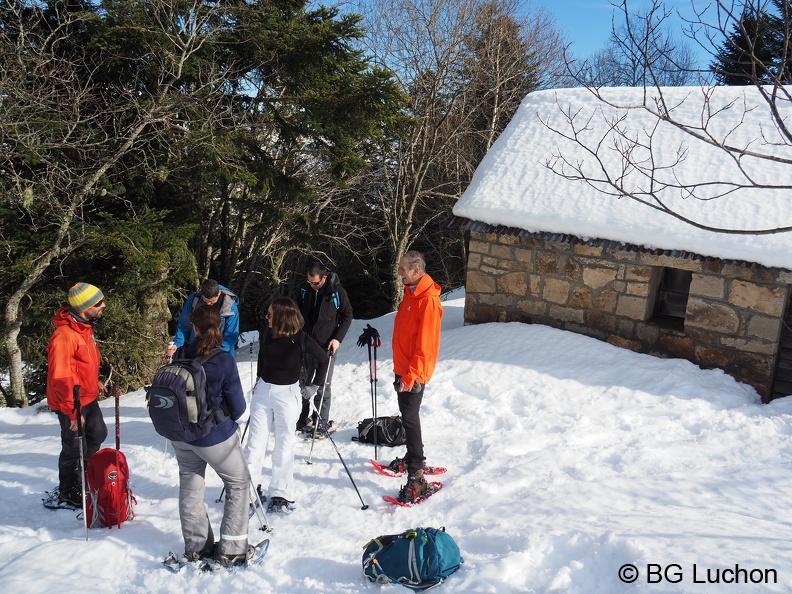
46, 283, 108, 508
390, 250, 443, 503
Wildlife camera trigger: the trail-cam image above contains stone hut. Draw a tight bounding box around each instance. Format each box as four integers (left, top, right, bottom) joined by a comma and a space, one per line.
452, 86, 792, 402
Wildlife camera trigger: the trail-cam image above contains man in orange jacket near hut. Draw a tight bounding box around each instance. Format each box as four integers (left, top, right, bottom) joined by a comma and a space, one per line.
389, 250, 443, 504
46, 282, 108, 508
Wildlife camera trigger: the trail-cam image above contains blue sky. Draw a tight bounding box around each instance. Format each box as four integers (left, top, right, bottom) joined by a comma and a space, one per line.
535, 0, 714, 63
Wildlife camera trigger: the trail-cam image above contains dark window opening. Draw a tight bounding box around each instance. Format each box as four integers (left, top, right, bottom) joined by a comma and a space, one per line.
654, 268, 692, 322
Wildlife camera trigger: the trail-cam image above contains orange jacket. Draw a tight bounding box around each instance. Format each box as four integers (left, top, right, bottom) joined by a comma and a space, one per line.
46, 307, 101, 419
392, 273, 443, 389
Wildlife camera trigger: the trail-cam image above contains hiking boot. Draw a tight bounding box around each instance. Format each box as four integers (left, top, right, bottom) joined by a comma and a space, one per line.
267, 496, 295, 514
397, 470, 427, 503
57, 487, 82, 507
295, 418, 311, 432
309, 427, 330, 440
217, 545, 255, 568
182, 542, 215, 563
388, 457, 405, 474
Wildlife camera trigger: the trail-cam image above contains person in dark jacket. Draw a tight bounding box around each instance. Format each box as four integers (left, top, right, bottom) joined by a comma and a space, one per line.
170, 305, 251, 568
46, 282, 109, 508
294, 261, 353, 435
167, 279, 240, 357
246, 297, 329, 513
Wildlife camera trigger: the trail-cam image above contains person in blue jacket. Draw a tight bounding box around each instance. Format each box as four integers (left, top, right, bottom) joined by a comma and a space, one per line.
171, 305, 251, 567
167, 279, 240, 357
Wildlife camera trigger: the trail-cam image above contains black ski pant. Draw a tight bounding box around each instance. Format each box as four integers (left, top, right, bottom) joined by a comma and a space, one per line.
56, 399, 108, 495
298, 352, 335, 425
395, 374, 425, 476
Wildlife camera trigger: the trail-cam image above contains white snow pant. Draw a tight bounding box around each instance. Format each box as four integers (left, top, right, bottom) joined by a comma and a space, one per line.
245, 380, 301, 501
173, 432, 250, 556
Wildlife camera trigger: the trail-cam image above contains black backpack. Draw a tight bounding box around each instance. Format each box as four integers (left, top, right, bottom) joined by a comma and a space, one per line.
352, 415, 407, 446
145, 349, 227, 442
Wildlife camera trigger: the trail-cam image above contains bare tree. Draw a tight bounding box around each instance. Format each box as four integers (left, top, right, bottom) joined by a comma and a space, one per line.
358, 0, 565, 306
574, 3, 701, 87
548, 0, 792, 235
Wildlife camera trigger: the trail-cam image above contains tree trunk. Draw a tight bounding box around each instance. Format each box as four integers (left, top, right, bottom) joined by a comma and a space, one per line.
3, 307, 25, 408
3, 243, 67, 407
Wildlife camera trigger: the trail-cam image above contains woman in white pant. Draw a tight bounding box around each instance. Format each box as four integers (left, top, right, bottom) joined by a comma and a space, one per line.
245, 297, 328, 512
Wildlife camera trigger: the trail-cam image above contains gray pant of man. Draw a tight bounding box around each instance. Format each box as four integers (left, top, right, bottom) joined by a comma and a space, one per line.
298, 351, 335, 425
172, 432, 250, 556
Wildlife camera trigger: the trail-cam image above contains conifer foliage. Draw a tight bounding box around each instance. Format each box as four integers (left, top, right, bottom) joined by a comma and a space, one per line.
0, 0, 403, 406
712, 0, 792, 85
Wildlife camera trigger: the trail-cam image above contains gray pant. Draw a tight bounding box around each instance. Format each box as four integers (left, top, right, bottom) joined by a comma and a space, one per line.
172, 432, 250, 556
298, 352, 335, 424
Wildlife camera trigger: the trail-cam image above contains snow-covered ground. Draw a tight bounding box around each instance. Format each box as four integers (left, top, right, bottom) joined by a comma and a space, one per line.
2, 289, 792, 593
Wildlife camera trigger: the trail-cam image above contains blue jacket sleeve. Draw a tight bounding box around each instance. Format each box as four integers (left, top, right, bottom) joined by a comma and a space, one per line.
221, 300, 240, 354
173, 292, 197, 348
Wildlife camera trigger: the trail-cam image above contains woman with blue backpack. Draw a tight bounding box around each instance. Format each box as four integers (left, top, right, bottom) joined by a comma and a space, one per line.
169, 305, 251, 567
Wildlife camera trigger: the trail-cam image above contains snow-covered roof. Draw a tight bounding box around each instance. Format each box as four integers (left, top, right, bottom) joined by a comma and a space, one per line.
452, 85, 792, 270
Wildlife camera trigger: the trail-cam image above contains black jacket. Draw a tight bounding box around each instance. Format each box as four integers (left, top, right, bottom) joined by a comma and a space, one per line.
256, 327, 329, 386
297, 271, 353, 349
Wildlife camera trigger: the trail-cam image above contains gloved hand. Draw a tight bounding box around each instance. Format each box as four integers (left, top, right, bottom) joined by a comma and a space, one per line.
301, 384, 320, 401
357, 324, 381, 348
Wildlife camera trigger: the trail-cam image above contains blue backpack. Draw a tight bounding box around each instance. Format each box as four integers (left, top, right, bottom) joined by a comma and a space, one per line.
145, 349, 226, 442
362, 526, 463, 591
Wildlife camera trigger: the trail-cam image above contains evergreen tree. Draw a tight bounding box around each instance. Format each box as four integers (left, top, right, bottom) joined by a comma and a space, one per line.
711, 1, 786, 85
0, 0, 404, 403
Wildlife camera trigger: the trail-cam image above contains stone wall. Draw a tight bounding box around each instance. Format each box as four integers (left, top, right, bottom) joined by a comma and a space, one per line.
464, 231, 792, 401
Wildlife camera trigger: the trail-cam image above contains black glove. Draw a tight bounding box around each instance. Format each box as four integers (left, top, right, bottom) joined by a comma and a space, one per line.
357, 324, 381, 348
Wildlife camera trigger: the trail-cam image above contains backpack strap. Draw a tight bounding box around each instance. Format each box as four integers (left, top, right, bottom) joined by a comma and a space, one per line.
196, 347, 224, 365
194, 347, 230, 420
189, 292, 202, 313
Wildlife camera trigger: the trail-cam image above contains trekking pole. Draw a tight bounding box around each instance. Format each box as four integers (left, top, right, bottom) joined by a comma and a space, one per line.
307, 352, 334, 464
74, 385, 89, 541
371, 334, 379, 460
250, 341, 254, 393
306, 389, 326, 465
114, 383, 121, 451
357, 325, 381, 459
308, 399, 369, 510
235, 435, 269, 532
248, 478, 270, 532
366, 327, 381, 459
217, 416, 252, 503
217, 352, 258, 503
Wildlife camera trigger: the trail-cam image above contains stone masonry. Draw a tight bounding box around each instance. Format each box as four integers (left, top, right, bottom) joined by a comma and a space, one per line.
464, 231, 792, 401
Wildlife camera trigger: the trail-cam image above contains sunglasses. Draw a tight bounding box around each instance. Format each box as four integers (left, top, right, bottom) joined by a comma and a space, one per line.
92, 299, 105, 308
308, 277, 325, 286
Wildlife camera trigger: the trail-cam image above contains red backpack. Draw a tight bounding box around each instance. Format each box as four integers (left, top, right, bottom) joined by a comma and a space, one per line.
86, 385, 135, 528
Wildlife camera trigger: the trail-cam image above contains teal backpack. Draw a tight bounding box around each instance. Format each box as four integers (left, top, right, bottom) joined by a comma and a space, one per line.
362, 526, 463, 591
